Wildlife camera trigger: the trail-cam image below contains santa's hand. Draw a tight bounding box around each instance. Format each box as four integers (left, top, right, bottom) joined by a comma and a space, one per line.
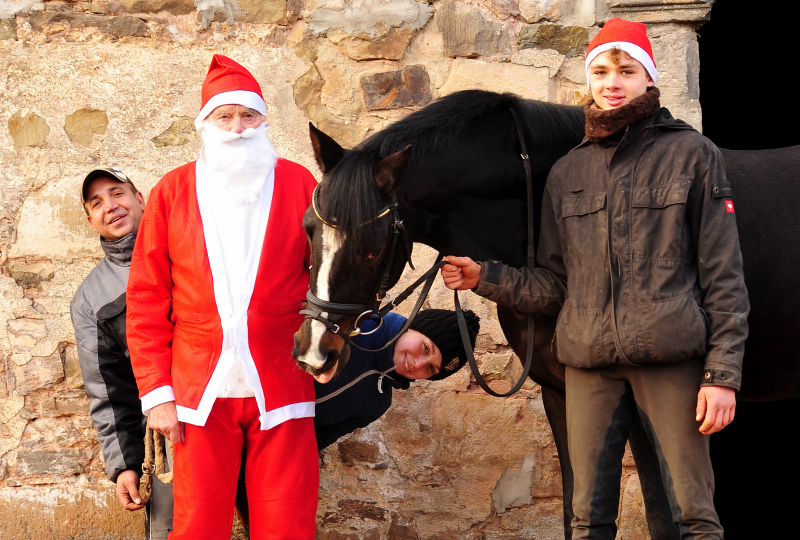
116, 469, 148, 511
149, 401, 185, 444
441, 256, 482, 290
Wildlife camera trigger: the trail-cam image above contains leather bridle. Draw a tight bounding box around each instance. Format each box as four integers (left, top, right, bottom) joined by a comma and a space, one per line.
301, 183, 446, 353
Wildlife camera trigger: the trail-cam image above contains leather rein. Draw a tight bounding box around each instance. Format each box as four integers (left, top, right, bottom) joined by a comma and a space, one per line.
302, 108, 536, 396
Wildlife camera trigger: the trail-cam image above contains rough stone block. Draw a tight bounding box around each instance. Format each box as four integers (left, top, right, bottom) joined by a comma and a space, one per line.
64, 108, 108, 147
618, 473, 649, 539
12, 352, 64, 395
117, 0, 195, 15
27, 12, 149, 37
63, 343, 84, 390
237, 0, 287, 24
151, 116, 197, 148
1, 17, 16, 40
520, 23, 589, 56
439, 58, 550, 101
323, 499, 388, 524
387, 514, 418, 539
485, 0, 520, 18
7, 110, 50, 149
492, 454, 535, 513
435, 0, 510, 58
15, 449, 83, 476
7, 259, 55, 289
328, 26, 414, 61
338, 439, 380, 466
512, 47, 565, 78
310, 0, 432, 40
361, 65, 431, 110
518, 0, 560, 23
7, 319, 47, 354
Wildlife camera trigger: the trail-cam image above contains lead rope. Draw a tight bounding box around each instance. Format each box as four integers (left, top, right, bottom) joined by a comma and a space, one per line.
140, 420, 173, 499
456, 108, 536, 398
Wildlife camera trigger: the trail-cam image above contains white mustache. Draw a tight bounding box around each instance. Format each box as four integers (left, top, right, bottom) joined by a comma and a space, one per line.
209, 125, 261, 143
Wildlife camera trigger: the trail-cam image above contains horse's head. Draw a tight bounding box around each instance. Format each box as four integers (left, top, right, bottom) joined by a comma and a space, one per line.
292, 124, 413, 382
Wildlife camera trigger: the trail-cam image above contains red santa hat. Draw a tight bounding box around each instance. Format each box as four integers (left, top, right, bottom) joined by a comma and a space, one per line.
195, 54, 267, 129
584, 17, 658, 87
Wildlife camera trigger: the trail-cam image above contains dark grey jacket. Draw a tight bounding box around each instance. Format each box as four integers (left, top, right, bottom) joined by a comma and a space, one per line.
476, 109, 749, 390
70, 233, 144, 482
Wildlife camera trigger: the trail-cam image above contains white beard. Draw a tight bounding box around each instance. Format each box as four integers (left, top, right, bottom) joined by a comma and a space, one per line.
200, 122, 279, 207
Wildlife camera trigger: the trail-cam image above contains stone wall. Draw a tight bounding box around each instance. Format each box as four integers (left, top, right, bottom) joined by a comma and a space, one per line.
0, 0, 710, 537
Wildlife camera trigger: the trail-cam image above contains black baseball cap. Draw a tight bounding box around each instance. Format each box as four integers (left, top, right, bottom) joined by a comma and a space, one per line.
81, 167, 137, 205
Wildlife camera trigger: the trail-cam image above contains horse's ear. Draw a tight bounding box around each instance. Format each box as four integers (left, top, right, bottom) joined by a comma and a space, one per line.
309, 123, 344, 174
373, 145, 412, 195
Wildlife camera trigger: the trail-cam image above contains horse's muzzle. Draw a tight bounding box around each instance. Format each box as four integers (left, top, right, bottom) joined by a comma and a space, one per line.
292, 319, 350, 382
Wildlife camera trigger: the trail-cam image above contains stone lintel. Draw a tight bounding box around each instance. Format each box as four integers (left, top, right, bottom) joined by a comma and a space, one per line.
608, 0, 712, 23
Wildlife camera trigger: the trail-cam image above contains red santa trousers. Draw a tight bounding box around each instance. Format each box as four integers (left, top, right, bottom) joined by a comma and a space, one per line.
170, 398, 318, 540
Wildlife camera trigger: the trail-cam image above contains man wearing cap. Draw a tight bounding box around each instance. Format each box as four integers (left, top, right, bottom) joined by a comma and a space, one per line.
126, 55, 318, 539
442, 18, 748, 539
70, 167, 172, 535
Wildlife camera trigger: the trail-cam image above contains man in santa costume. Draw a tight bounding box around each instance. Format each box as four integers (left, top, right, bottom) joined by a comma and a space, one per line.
127, 55, 319, 539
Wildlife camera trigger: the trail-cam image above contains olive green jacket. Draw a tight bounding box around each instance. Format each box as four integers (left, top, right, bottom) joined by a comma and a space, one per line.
475, 108, 749, 390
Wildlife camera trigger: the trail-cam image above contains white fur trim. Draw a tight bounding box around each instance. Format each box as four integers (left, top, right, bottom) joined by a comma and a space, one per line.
140, 385, 176, 416
176, 401, 315, 429
584, 42, 658, 87
195, 90, 267, 130
179, 159, 275, 428
260, 402, 315, 430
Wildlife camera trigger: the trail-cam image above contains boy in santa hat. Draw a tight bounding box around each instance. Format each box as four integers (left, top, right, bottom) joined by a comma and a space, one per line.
127, 55, 318, 539
441, 18, 748, 538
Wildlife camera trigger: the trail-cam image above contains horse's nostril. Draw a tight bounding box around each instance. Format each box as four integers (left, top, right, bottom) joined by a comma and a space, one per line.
325, 350, 338, 366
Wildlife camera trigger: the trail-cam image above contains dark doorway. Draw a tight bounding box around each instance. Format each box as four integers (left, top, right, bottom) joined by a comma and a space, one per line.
699, 0, 799, 149
699, 2, 799, 537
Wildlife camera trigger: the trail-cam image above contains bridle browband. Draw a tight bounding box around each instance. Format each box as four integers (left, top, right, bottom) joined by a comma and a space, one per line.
301, 183, 445, 353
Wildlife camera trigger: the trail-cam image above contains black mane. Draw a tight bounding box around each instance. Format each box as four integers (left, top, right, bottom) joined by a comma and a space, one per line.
322, 90, 585, 245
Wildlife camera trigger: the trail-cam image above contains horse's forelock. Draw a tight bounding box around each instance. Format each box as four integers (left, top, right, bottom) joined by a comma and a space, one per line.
322, 150, 386, 249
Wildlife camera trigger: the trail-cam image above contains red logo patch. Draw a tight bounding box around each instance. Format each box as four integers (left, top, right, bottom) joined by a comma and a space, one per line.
725, 200, 735, 213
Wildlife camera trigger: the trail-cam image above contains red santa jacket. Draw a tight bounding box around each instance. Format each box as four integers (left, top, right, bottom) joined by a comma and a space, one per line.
127, 159, 316, 422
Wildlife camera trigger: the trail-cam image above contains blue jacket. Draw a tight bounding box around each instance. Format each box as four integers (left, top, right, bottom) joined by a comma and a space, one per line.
314, 313, 410, 450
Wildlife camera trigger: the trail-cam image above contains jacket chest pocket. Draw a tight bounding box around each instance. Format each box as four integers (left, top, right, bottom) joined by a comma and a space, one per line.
562, 192, 607, 264
630, 179, 691, 260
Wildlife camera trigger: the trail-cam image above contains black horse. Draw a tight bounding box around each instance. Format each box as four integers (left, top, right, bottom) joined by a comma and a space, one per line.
292, 90, 800, 538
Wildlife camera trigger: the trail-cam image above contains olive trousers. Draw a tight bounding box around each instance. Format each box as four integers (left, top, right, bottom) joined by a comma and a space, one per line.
565, 360, 724, 540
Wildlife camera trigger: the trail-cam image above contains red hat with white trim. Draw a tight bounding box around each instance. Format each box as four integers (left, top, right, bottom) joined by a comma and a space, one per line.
584, 17, 657, 87
195, 54, 266, 129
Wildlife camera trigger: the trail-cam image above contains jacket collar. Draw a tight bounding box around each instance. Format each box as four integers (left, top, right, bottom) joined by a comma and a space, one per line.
574, 107, 694, 151
101, 232, 136, 267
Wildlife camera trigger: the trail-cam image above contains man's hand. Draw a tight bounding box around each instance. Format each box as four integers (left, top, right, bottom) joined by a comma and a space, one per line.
696, 385, 736, 435
116, 469, 148, 511
441, 256, 482, 290
149, 401, 185, 444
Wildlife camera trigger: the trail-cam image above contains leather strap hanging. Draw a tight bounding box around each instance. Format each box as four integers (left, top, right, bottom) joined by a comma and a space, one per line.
456, 108, 536, 398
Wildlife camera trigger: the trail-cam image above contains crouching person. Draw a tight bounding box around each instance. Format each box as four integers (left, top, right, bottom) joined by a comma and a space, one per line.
315, 309, 480, 450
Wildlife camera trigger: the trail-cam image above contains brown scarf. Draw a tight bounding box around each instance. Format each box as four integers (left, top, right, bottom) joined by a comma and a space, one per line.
584, 87, 661, 142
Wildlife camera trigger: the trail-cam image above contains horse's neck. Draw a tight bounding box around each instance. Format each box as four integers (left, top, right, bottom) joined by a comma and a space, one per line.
401, 167, 549, 269
396, 99, 584, 267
